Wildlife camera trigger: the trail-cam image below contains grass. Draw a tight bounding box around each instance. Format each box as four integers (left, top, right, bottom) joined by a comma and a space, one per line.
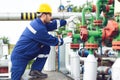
8, 44, 15, 54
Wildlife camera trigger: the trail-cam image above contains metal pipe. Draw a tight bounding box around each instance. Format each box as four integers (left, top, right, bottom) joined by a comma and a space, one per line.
83, 54, 97, 80
72, 34, 80, 44
112, 51, 120, 80
97, 66, 111, 75
82, 6, 93, 26
88, 30, 102, 37
70, 52, 80, 80
96, 0, 102, 20
0, 12, 96, 21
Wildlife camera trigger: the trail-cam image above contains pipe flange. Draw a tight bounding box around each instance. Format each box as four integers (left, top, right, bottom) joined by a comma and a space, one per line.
85, 43, 98, 49
93, 20, 102, 26
70, 43, 80, 49
80, 26, 87, 28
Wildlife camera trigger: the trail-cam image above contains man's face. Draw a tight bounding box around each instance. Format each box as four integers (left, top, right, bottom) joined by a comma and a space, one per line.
44, 13, 52, 23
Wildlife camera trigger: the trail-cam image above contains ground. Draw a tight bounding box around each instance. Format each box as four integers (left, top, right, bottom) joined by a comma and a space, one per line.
22, 69, 73, 80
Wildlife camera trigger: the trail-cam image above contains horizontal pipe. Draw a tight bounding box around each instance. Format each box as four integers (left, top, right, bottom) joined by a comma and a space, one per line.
80, 57, 116, 62
97, 66, 111, 75
0, 12, 96, 21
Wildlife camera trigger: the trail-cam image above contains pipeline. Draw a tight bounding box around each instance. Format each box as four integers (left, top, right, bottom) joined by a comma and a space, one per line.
0, 12, 97, 20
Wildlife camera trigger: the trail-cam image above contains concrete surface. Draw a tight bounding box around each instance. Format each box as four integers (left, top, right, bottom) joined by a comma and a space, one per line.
22, 69, 73, 80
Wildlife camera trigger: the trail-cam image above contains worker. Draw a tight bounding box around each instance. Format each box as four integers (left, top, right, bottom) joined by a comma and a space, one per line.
10, 3, 75, 80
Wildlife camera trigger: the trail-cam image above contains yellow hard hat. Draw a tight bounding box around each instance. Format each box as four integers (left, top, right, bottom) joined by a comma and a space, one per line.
37, 3, 52, 13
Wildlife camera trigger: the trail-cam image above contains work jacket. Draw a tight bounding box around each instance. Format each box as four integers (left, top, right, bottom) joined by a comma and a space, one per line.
11, 18, 67, 60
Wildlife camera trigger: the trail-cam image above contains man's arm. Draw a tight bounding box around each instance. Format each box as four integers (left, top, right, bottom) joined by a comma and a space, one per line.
45, 19, 67, 31
30, 27, 63, 46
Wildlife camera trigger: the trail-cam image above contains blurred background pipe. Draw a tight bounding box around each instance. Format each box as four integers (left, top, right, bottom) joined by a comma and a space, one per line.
0, 12, 96, 21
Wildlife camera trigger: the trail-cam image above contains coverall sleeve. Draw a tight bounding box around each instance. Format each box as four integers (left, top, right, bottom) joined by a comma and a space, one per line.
45, 19, 67, 31
34, 27, 60, 46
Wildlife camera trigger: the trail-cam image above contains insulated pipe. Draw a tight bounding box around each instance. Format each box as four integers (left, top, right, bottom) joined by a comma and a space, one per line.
44, 32, 56, 71
112, 23, 120, 80
44, 46, 56, 71
0, 12, 96, 21
65, 43, 71, 72
97, 66, 111, 75
112, 52, 120, 80
83, 53, 97, 80
70, 52, 80, 80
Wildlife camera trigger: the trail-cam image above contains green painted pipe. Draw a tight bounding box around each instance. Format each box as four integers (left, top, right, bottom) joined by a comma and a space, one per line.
102, 1, 114, 26
103, 17, 108, 26
115, 15, 120, 23
113, 34, 120, 41
113, 25, 120, 41
119, 24, 120, 30
89, 49, 94, 55
88, 30, 102, 37
89, 13, 94, 22
96, 0, 102, 20
107, 5, 114, 16
108, 10, 114, 16
103, 0, 114, 4
72, 34, 80, 43
87, 36, 96, 43
62, 30, 72, 37
118, 51, 120, 57
82, 7, 92, 26
87, 36, 98, 55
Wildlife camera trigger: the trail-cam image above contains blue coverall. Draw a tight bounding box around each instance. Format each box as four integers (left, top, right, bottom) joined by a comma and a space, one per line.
11, 18, 67, 80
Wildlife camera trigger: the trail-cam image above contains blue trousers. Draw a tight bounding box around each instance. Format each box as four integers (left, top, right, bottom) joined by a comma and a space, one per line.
11, 45, 50, 80
30, 45, 50, 71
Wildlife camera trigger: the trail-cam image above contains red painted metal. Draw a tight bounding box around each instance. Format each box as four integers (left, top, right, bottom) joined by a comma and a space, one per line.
70, 44, 79, 49
102, 20, 119, 41
80, 26, 88, 42
85, 43, 98, 49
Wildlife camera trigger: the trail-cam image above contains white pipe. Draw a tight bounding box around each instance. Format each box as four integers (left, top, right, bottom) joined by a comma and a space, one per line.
44, 32, 56, 71
0, 40, 3, 58
83, 54, 97, 80
70, 52, 80, 80
0, 12, 21, 20
52, 12, 96, 19
114, 0, 120, 14
3, 44, 8, 56
65, 43, 71, 72
8, 55, 11, 79
44, 46, 56, 71
0, 12, 96, 20
59, 44, 68, 73
97, 66, 111, 75
65, 43, 80, 80
112, 58, 120, 80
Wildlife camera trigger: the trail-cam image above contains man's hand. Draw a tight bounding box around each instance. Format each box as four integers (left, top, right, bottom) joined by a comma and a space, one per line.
57, 35, 64, 46
58, 38, 64, 46
66, 16, 77, 24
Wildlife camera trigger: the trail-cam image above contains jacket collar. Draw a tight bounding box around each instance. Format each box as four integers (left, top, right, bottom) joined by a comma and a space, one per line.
36, 18, 45, 26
